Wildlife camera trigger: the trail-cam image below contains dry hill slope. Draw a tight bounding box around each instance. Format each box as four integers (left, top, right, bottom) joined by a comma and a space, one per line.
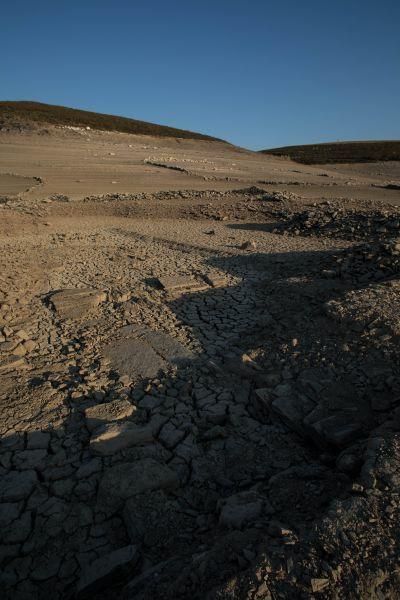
0, 100, 223, 141
261, 140, 400, 164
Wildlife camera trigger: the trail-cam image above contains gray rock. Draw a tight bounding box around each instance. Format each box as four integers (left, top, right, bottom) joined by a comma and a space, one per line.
273, 383, 293, 397
104, 326, 193, 380
104, 337, 165, 380
311, 578, 330, 593
3, 511, 32, 543
0, 502, 21, 528
158, 423, 186, 449
143, 330, 193, 367
0, 355, 27, 373
11, 343, 27, 356
0, 470, 37, 502
0, 339, 19, 353
14, 449, 47, 470
84, 398, 135, 432
219, 491, 263, 529
310, 415, 363, 449
122, 558, 177, 597
90, 422, 154, 455
76, 458, 102, 479
50, 288, 106, 320
271, 396, 305, 434
27, 430, 50, 450
336, 453, 361, 474
203, 404, 227, 425
23, 339, 37, 353
123, 490, 195, 558
158, 275, 209, 294
31, 556, 62, 581
251, 388, 272, 421
139, 395, 163, 411
76, 545, 140, 598
240, 240, 257, 250
204, 272, 228, 288
98, 459, 179, 510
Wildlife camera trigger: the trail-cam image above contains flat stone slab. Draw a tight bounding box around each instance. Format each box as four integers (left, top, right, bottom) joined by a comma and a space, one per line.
204, 272, 228, 288
50, 288, 106, 320
84, 399, 136, 432
103, 325, 193, 380
158, 275, 209, 294
104, 337, 165, 380
98, 458, 179, 510
77, 545, 140, 598
90, 422, 154, 455
143, 330, 193, 366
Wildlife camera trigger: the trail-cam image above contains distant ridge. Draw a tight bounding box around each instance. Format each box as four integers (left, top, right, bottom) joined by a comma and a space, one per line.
0, 100, 223, 142
260, 140, 400, 164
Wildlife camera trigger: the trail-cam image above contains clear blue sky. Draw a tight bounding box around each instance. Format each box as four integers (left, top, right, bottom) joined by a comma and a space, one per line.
2, 0, 400, 149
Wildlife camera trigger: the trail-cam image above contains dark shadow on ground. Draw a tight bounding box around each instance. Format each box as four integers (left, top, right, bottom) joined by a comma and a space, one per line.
1, 241, 400, 600
117, 245, 400, 599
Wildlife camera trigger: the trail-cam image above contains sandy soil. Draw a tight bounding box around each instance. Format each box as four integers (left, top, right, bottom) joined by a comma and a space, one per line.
1, 125, 400, 600
0, 173, 40, 197
1, 127, 399, 203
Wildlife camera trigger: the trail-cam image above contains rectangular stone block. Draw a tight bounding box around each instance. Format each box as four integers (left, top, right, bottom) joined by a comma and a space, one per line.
158, 275, 209, 294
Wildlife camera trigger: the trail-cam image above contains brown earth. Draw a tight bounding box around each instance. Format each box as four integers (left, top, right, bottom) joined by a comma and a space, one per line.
1, 123, 400, 600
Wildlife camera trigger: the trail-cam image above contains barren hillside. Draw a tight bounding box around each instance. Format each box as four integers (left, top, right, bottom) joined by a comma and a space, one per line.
0, 101, 222, 141
261, 140, 400, 164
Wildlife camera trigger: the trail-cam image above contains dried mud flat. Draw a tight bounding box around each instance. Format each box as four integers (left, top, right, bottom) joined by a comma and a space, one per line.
1, 126, 400, 600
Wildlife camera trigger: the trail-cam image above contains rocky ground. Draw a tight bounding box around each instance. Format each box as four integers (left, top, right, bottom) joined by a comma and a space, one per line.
1, 126, 400, 599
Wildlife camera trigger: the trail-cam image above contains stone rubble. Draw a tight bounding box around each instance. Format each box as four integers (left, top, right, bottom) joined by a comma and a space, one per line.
275, 200, 400, 241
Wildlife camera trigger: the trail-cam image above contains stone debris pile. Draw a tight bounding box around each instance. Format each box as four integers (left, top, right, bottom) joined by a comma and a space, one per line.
322, 238, 400, 284
276, 201, 400, 240
80, 186, 299, 207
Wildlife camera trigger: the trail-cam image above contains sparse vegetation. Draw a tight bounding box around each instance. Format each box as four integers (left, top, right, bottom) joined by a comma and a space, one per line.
261, 140, 400, 164
0, 100, 223, 142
